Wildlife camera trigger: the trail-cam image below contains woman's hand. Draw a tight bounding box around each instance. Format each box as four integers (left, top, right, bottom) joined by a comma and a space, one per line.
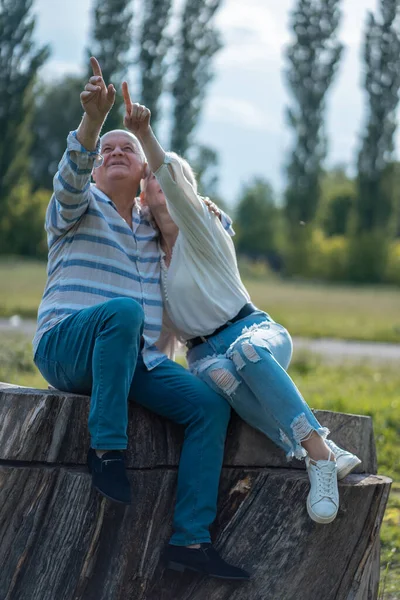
80, 57, 116, 124
122, 81, 151, 137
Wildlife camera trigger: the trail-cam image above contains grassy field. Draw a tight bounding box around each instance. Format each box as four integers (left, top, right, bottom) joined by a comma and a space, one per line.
0, 332, 399, 597
1, 256, 399, 594
1, 256, 400, 342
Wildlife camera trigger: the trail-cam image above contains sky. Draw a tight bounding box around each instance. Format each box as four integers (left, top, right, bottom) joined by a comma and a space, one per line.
33, 0, 397, 205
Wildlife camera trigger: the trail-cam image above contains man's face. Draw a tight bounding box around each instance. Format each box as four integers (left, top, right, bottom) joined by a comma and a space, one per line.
93, 131, 146, 190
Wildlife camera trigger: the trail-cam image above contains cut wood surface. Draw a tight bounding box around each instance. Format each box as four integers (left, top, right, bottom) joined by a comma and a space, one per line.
0, 383, 377, 472
0, 383, 391, 600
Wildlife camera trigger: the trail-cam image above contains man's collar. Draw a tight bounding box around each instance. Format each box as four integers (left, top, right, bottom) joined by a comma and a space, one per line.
91, 184, 141, 215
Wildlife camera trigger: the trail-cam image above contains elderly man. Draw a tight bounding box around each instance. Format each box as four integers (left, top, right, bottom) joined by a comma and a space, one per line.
33, 58, 249, 581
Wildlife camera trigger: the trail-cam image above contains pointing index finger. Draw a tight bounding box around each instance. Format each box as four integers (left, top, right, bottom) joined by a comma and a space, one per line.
90, 56, 103, 79
122, 81, 132, 112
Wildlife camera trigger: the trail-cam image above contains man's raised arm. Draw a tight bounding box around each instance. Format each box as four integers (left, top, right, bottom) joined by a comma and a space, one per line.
47, 58, 115, 240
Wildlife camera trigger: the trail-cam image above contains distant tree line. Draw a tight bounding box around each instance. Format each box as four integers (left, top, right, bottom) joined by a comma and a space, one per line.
0, 0, 400, 286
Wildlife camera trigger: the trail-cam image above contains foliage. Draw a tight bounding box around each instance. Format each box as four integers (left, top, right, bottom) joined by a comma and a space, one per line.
318, 166, 356, 237
350, 1, 400, 285
139, 0, 172, 130
31, 76, 84, 190
189, 144, 220, 200
234, 178, 283, 269
170, 0, 222, 156
348, 230, 391, 284
0, 183, 49, 258
355, 0, 400, 234
86, 0, 134, 132
307, 229, 349, 281
385, 240, 400, 286
284, 0, 343, 274
0, 0, 49, 214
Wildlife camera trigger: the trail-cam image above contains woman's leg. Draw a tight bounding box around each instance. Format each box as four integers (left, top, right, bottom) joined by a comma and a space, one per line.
192, 324, 339, 524
193, 356, 294, 457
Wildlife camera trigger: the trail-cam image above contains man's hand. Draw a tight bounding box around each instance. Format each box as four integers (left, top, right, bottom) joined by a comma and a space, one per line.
122, 81, 151, 137
80, 57, 116, 123
204, 198, 222, 220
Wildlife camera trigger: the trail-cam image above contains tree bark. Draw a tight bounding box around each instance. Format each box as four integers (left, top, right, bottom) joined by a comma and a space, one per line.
0, 383, 391, 600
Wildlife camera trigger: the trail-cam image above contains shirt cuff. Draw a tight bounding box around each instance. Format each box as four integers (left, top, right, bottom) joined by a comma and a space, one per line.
220, 210, 235, 237
68, 131, 103, 168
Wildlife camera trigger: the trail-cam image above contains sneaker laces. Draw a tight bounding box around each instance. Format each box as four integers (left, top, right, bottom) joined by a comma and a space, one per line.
325, 439, 340, 455
315, 462, 337, 500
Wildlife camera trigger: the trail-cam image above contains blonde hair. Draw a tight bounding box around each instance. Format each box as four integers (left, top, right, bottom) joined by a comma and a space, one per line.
168, 152, 198, 193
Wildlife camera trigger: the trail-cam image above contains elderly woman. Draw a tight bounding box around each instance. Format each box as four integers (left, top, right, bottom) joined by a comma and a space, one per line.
122, 83, 361, 526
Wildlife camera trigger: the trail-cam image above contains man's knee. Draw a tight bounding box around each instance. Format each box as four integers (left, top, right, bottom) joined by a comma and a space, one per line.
101, 297, 145, 332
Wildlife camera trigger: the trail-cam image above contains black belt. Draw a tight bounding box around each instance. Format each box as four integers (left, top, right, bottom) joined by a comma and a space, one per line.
186, 303, 257, 350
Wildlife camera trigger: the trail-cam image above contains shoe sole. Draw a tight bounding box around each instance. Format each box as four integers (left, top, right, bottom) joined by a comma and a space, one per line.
93, 485, 132, 505
337, 457, 362, 480
306, 495, 338, 524
165, 561, 250, 581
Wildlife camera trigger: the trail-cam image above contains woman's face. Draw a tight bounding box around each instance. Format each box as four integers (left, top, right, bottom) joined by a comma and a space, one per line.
142, 173, 167, 209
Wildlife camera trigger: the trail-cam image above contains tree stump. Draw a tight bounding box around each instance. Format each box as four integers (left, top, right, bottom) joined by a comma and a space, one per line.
0, 382, 391, 600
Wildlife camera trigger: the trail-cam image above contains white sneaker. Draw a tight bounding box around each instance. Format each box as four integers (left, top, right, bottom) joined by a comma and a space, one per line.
325, 439, 362, 480
306, 453, 339, 524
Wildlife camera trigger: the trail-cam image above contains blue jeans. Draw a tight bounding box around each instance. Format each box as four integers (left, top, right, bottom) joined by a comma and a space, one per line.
187, 311, 328, 460
34, 298, 231, 546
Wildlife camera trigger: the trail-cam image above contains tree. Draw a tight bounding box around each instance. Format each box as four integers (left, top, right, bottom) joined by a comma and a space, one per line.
139, 0, 172, 130
235, 178, 282, 269
170, 0, 222, 156
318, 166, 356, 236
31, 76, 84, 191
0, 0, 49, 214
189, 144, 218, 195
349, 0, 400, 282
356, 0, 400, 233
87, 0, 134, 133
284, 0, 343, 274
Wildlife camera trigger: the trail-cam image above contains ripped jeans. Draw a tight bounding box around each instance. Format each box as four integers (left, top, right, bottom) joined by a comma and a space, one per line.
187, 310, 328, 460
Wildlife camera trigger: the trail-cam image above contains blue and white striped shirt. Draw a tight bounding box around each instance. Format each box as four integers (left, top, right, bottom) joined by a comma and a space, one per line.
33, 131, 166, 370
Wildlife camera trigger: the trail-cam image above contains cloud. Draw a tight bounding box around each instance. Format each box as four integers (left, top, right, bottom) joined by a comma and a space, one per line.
203, 96, 282, 134
40, 59, 84, 80
215, 0, 290, 70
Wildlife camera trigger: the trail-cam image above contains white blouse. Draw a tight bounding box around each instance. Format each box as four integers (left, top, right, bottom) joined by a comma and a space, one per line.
154, 153, 250, 342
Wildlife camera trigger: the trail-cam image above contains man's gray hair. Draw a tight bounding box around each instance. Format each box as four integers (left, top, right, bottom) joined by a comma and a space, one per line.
100, 129, 146, 162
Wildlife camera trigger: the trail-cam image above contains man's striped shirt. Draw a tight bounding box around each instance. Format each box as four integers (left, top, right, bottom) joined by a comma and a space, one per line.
33, 131, 166, 370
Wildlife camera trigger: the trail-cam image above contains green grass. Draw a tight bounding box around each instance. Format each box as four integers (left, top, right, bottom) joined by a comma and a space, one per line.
247, 278, 400, 343
0, 257, 47, 319
0, 257, 400, 342
0, 332, 399, 595
290, 353, 400, 598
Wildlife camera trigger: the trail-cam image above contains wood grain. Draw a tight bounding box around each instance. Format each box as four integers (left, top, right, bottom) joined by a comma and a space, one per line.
0, 383, 377, 472
0, 383, 390, 599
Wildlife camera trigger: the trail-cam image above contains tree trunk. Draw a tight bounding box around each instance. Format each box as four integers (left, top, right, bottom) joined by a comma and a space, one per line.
0, 383, 391, 600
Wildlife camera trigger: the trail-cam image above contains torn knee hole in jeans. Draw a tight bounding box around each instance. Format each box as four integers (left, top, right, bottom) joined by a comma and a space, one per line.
241, 342, 261, 363
231, 350, 246, 370
209, 368, 240, 396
